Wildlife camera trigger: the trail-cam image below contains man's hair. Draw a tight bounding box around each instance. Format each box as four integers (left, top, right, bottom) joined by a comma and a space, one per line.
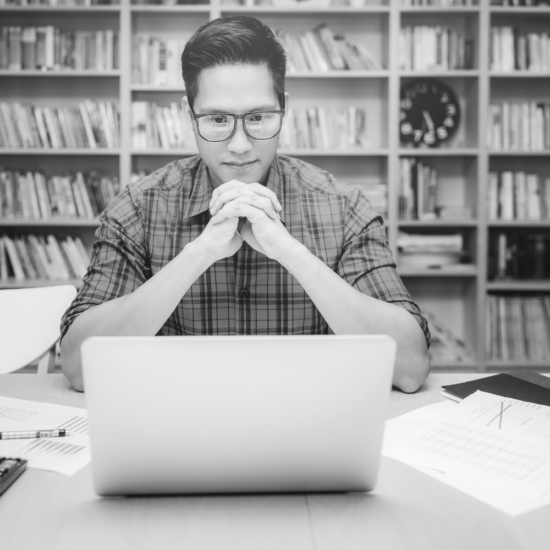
181, 16, 286, 110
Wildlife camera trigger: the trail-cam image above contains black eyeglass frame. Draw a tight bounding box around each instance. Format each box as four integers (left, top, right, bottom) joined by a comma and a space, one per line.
190, 107, 286, 143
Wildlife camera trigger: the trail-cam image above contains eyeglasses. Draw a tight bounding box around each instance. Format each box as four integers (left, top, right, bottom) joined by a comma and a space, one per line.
190, 108, 285, 143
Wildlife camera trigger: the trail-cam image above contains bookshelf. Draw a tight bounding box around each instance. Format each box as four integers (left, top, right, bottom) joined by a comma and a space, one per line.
1, 0, 549, 372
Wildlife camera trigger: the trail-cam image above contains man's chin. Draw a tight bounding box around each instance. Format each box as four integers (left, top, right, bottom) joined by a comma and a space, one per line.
218, 163, 267, 185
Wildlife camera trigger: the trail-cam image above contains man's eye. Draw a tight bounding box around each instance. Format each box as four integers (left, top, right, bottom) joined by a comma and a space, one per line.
211, 116, 228, 125
249, 114, 264, 122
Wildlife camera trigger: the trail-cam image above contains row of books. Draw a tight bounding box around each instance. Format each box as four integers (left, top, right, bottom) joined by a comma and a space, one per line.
397, 232, 469, 270
0, 27, 119, 72
399, 159, 474, 221
360, 184, 387, 219
487, 102, 550, 151
491, 27, 550, 73
0, 100, 120, 150
278, 107, 368, 151
132, 101, 195, 150
132, 35, 186, 86
0, 0, 115, 4
490, 1, 550, 6
0, 233, 90, 282
488, 171, 550, 221
486, 294, 550, 362
399, 26, 474, 71
275, 25, 383, 73
423, 309, 475, 364
489, 232, 550, 281
0, 169, 119, 220
402, 0, 475, 5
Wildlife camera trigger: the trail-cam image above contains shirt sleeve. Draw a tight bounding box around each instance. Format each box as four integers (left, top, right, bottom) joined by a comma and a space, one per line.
336, 186, 431, 347
59, 185, 151, 342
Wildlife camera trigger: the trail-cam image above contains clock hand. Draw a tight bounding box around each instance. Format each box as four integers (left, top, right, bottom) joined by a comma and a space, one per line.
423, 110, 435, 132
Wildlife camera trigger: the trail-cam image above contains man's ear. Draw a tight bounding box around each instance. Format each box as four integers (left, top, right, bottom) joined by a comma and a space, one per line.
282, 92, 290, 125
182, 96, 193, 125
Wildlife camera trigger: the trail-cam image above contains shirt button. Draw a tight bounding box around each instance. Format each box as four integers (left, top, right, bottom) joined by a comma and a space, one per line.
238, 288, 249, 299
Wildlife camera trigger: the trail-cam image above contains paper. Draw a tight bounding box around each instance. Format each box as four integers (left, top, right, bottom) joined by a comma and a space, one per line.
0, 396, 90, 476
383, 392, 550, 515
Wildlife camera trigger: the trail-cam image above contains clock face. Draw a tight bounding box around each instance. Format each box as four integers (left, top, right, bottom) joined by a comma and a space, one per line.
399, 79, 461, 147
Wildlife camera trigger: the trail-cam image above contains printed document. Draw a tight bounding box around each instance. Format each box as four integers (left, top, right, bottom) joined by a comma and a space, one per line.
0, 396, 90, 476
383, 391, 550, 514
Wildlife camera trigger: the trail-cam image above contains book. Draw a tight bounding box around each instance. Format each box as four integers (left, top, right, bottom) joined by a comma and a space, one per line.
441, 372, 550, 407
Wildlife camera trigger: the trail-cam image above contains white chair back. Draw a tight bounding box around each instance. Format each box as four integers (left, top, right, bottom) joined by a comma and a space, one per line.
0, 285, 77, 374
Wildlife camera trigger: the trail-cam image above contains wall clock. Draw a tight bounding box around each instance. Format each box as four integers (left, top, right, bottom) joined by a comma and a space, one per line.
399, 79, 461, 148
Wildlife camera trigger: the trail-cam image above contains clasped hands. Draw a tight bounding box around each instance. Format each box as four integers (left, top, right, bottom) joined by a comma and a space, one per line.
197, 179, 298, 263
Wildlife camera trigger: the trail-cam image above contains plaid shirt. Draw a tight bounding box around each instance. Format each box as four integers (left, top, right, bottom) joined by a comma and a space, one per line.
61, 155, 430, 344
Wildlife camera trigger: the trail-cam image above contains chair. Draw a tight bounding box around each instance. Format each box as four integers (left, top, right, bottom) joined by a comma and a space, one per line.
0, 285, 77, 374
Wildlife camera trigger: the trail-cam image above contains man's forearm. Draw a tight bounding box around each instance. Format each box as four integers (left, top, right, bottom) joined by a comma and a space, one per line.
279, 242, 430, 393
61, 239, 216, 391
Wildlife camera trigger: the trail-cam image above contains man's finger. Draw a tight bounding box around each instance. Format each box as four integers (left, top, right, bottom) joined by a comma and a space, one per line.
211, 201, 268, 225
210, 180, 282, 213
247, 183, 283, 211
211, 193, 278, 220
209, 179, 246, 208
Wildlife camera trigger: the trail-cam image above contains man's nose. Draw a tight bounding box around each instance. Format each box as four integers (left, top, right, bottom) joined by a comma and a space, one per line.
227, 119, 252, 155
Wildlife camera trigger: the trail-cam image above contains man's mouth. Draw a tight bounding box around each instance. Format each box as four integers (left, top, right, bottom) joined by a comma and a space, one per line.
225, 160, 257, 167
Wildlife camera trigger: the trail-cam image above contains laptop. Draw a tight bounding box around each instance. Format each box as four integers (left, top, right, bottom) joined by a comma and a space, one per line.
81, 335, 396, 496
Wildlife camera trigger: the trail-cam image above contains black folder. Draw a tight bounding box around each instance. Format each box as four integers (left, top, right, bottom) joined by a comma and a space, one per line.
441, 371, 550, 407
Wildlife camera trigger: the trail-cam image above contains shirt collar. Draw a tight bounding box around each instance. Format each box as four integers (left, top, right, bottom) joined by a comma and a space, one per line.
265, 155, 286, 224
182, 155, 286, 223
181, 158, 214, 220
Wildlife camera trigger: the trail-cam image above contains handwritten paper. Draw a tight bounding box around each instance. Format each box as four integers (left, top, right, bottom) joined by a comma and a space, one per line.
0, 396, 90, 476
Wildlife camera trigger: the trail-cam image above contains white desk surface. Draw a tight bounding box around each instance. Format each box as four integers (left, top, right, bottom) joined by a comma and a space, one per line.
0, 373, 548, 550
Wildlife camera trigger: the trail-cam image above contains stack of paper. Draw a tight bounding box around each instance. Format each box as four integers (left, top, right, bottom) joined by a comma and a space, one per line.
0, 397, 91, 476
383, 391, 550, 515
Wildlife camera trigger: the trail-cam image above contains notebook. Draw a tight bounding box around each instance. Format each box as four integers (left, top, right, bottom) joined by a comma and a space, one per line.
81, 335, 396, 496
441, 372, 550, 406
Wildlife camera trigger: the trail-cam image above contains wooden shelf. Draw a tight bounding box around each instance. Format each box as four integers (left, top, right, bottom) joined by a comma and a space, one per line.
398, 220, 477, 228
0, 70, 120, 77
0, 219, 100, 228
131, 149, 199, 156
0, 149, 120, 156
219, 6, 391, 14
131, 5, 211, 13
399, 70, 480, 78
400, 7, 480, 13
490, 7, 550, 15
398, 266, 478, 277
398, 148, 478, 156
279, 149, 388, 157
0, 6, 121, 12
488, 221, 550, 228
131, 84, 184, 92
486, 361, 550, 371
489, 150, 550, 156
430, 361, 478, 371
486, 281, 550, 292
287, 71, 389, 78
490, 72, 550, 78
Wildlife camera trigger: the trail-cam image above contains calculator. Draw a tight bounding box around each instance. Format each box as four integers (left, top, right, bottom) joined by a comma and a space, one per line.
0, 457, 27, 496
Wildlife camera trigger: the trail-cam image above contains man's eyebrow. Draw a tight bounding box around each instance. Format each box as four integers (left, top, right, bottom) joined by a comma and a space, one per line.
197, 104, 279, 115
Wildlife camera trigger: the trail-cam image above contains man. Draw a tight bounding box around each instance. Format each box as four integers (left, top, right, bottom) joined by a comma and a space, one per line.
60, 16, 430, 393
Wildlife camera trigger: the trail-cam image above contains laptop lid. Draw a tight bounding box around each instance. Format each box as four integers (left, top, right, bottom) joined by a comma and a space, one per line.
81, 335, 396, 496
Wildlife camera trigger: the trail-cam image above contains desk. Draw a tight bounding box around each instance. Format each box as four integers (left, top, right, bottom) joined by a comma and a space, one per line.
0, 373, 548, 550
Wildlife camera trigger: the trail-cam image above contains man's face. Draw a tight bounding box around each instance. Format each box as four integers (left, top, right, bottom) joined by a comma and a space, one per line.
183, 64, 286, 189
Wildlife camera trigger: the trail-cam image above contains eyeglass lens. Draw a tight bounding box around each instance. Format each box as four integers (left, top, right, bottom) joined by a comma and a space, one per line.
197, 112, 282, 141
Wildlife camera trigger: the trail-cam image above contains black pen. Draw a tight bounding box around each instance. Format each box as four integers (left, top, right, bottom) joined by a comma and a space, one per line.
0, 429, 71, 440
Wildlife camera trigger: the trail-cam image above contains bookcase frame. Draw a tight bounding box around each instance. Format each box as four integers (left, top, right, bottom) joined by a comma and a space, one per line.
1, 0, 550, 372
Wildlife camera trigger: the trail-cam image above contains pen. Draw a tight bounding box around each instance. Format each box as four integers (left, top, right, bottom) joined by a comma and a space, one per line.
0, 429, 70, 440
